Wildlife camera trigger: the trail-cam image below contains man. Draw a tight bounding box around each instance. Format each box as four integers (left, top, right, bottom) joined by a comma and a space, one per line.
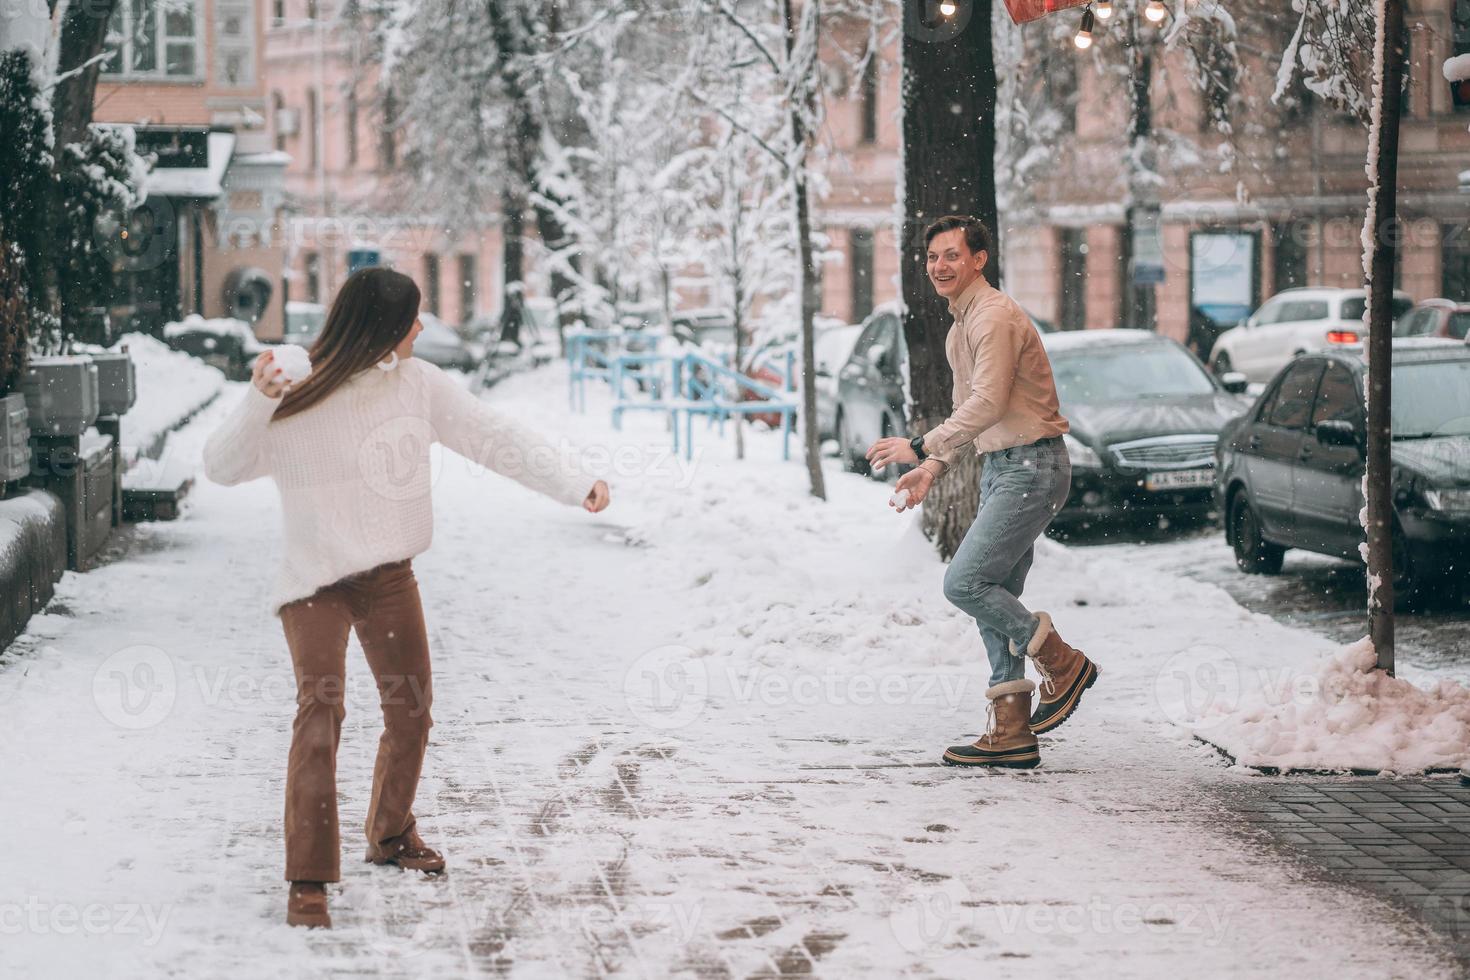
866, 215, 1098, 769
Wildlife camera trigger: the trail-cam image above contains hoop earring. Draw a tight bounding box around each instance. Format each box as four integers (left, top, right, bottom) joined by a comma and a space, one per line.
377, 351, 400, 371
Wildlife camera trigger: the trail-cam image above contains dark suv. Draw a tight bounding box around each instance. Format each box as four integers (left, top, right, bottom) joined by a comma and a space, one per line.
1216, 339, 1470, 605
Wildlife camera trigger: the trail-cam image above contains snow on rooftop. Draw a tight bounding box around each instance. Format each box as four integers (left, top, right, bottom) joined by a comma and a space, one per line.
144, 131, 235, 199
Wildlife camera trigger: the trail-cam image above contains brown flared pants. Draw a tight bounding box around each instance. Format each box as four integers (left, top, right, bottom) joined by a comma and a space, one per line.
278, 559, 433, 882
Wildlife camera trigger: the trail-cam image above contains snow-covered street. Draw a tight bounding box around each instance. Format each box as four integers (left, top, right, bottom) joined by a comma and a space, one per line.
0, 363, 1462, 978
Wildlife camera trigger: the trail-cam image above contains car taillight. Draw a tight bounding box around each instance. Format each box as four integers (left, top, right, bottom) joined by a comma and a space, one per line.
1327, 330, 1359, 344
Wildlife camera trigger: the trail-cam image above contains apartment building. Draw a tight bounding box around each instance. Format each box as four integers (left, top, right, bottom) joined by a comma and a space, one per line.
93, 0, 288, 337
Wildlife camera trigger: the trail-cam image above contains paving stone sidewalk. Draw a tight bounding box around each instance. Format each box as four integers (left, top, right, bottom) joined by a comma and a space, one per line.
1222, 777, 1470, 969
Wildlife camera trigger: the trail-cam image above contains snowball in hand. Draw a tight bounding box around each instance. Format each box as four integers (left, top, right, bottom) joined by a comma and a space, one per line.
272, 344, 313, 383
889, 488, 911, 512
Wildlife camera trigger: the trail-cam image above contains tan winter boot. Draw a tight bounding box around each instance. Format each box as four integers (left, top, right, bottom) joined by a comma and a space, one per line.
942, 680, 1041, 768
365, 828, 446, 874
1013, 612, 1098, 734
286, 881, 331, 929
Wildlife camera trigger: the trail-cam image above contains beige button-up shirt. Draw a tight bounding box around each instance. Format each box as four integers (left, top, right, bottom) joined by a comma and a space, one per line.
920, 278, 1069, 464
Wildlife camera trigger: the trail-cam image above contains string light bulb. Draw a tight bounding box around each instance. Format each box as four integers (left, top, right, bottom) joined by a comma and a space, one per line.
938, 0, 957, 16
1095, 0, 1113, 20
1144, 0, 1167, 23
1073, 7, 1095, 49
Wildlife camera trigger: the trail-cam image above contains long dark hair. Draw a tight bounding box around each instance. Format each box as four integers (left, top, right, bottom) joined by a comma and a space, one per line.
272, 266, 420, 422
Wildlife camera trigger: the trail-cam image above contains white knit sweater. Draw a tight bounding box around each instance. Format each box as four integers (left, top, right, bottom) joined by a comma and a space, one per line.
203, 357, 594, 614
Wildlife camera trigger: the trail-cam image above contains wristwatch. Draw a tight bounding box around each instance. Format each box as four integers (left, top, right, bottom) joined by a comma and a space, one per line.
909, 435, 928, 461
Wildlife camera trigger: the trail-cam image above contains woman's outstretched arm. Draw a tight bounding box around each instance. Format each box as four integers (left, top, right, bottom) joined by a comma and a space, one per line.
422, 361, 600, 508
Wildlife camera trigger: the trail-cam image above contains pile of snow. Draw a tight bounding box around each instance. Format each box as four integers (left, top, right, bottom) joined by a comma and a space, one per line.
162, 314, 267, 355
1194, 638, 1470, 774
109, 333, 225, 464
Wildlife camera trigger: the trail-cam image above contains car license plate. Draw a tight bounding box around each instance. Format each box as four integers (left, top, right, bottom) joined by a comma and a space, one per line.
1145, 468, 1213, 491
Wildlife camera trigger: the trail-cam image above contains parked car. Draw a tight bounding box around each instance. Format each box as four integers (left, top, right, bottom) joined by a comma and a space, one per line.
1208, 287, 1413, 382
162, 314, 267, 381
1044, 330, 1252, 530
283, 301, 327, 349
814, 323, 863, 440
1394, 298, 1470, 341
412, 312, 477, 371
1215, 337, 1470, 606
671, 308, 736, 348
834, 304, 908, 479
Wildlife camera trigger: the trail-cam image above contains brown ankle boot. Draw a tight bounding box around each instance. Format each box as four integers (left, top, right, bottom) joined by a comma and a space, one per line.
1013, 612, 1098, 734
365, 828, 446, 874
287, 881, 331, 928
942, 680, 1041, 768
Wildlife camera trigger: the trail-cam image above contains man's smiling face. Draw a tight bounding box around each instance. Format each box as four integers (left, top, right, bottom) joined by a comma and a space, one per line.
926, 228, 987, 301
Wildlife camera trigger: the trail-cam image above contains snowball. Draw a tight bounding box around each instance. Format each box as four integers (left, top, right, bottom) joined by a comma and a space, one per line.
889, 489, 911, 512
272, 344, 313, 383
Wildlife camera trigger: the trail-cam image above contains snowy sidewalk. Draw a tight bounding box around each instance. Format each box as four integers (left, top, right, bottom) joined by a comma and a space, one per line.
0, 363, 1461, 978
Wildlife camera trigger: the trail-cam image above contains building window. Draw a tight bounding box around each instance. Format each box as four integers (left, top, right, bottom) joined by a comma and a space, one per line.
1059, 228, 1087, 331
1272, 221, 1307, 292
424, 254, 441, 314
306, 88, 319, 168
304, 252, 321, 303
379, 90, 398, 170
272, 91, 286, 152
306, 0, 318, 20
859, 59, 878, 145
1042, 50, 1078, 134
101, 0, 201, 79
345, 89, 358, 167
458, 255, 477, 322
1444, 223, 1470, 301
849, 228, 874, 321
272, 0, 284, 25
1455, 1, 1470, 113
215, 0, 256, 88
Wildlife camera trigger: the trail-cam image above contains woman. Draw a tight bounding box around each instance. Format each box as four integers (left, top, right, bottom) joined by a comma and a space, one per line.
203, 268, 609, 928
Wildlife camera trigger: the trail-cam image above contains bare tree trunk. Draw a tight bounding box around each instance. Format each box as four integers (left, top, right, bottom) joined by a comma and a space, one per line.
783, 0, 825, 500
499, 190, 525, 344
533, 195, 579, 349
900, 0, 998, 557
52, 0, 120, 150
1363, 0, 1405, 674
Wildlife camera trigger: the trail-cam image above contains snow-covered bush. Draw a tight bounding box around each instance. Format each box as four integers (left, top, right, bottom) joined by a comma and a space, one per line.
53, 126, 149, 347
0, 49, 57, 354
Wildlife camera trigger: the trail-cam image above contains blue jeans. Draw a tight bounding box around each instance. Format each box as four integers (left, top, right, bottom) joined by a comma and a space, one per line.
942, 437, 1071, 688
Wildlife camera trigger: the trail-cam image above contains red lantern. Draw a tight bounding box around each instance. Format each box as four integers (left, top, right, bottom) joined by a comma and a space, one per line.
1003, 0, 1092, 24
